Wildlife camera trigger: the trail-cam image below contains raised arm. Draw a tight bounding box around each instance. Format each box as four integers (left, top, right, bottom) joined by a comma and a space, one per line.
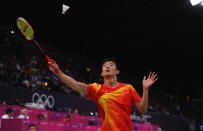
135, 72, 158, 113
48, 60, 88, 96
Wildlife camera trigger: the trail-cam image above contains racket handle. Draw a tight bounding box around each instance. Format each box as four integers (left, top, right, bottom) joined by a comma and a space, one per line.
45, 55, 53, 63
46, 55, 61, 74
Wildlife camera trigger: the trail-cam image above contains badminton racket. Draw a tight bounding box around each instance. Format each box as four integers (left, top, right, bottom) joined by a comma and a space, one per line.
16, 17, 52, 63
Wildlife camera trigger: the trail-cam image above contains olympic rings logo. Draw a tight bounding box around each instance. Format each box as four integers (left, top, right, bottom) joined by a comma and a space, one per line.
32, 93, 55, 108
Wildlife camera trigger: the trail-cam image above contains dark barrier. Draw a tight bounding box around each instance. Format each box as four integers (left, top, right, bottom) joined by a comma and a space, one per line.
0, 82, 190, 131
150, 112, 190, 131
131, 112, 190, 131
0, 82, 97, 112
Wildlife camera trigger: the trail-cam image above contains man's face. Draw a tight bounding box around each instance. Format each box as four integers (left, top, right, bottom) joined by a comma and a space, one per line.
68, 108, 72, 113
29, 126, 36, 131
101, 61, 119, 77
43, 114, 48, 120
74, 109, 78, 114
22, 111, 28, 116
8, 112, 14, 117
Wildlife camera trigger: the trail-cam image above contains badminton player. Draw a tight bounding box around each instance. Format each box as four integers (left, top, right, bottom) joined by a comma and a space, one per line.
48, 58, 158, 131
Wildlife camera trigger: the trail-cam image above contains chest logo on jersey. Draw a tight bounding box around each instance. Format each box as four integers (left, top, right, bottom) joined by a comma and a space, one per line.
102, 90, 109, 93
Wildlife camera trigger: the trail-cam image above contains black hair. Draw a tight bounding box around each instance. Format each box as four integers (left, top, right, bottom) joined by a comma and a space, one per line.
37, 114, 44, 120
67, 114, 72, 118
28, 124, 36, 129
102, 58, 119, 70
6, 108, 13, 114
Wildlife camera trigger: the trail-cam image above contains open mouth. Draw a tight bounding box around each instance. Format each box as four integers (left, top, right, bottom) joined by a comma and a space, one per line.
106, 70, 110, 72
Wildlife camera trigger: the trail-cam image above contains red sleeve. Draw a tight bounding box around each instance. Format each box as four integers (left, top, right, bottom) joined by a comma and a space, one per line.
130, 85, 142, 105
85, 83, 100, 101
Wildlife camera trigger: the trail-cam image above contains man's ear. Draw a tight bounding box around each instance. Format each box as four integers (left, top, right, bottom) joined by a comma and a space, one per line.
116, 69, 120, 75
101, 71, 104, 77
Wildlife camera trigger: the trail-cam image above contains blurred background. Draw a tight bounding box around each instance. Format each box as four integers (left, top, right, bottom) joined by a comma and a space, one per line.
0, 0, 202, 131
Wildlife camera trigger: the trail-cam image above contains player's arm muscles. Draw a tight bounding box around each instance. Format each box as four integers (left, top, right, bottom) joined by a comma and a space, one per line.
48, 61, 88, 96
134, 89, 149, 114
135, 72, 158, 113
57, 72, 88, 96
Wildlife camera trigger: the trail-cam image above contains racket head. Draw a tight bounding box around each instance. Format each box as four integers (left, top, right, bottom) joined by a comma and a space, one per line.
16, 17, 34, 40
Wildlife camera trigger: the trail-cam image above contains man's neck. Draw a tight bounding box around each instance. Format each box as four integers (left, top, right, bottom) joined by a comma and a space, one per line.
104, 76, 118, 88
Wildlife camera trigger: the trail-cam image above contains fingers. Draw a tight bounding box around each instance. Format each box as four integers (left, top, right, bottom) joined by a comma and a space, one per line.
48, 62, 54, 69
51, 60, 56, 64
48, 60, 60, 73
151, 72, 158, 82
48, 58, 56, 64
152, 72, 155, 77
148, 72, 152, 79
151, 72, 157, 79
49, 67, 53, 71
152, 73, 157, 80
48, 60, 56, 66
143, 76, 146, 80
148, 71, 158, 81
154, 77, 158, 82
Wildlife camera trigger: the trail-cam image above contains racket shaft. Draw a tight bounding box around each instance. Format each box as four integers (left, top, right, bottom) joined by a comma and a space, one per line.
33, 39, 52, 62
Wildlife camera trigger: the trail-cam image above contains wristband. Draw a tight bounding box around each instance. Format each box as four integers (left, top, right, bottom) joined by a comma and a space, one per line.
55, 68, 61, 74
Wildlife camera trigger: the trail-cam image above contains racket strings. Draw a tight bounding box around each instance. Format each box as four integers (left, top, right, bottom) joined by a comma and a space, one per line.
23, 25, 29, 33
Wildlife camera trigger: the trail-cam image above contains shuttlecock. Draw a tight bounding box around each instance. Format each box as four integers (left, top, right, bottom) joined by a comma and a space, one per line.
62, 4, 70, 14
190, 0, 203, 6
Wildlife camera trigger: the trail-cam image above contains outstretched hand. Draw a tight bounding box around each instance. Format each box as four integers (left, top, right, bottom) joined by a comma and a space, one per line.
143, 72, 158, 90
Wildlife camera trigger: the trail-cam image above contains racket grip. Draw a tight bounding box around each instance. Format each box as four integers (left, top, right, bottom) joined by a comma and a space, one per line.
45, 55, 53, 63
46, 55, 61, 74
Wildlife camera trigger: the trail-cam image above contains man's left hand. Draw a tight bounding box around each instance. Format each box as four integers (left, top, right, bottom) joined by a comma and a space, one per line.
143, 72, 158, 90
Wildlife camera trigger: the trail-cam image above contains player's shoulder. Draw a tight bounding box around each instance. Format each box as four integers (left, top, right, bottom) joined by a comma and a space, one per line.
119, 82, 133, 87
88, 82, 101, 88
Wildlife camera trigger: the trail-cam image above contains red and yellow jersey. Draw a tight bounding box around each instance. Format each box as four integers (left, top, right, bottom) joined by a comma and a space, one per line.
86, 82, 141, 131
